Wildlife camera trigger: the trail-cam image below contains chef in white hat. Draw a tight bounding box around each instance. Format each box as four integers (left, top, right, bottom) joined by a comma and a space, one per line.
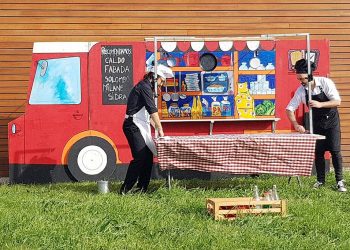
120, 64, 173, 194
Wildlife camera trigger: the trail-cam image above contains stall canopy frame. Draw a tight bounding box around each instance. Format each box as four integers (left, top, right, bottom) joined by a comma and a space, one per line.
146, 33, 313, 134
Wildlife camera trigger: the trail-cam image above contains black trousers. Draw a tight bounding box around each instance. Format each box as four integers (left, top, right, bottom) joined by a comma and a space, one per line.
314, 125, 343, 183
121, 118, 153, 192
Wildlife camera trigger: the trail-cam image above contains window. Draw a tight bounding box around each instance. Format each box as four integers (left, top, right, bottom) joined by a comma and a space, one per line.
29, 57, 81, 104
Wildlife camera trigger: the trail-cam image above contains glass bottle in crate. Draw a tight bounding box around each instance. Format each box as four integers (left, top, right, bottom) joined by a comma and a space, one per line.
263, 191, 272, 208
272, 185, 279, 200
253, 185, 261, 209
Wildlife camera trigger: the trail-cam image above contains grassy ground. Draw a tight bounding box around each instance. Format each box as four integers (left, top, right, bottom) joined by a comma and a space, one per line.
0, 173, 349, 250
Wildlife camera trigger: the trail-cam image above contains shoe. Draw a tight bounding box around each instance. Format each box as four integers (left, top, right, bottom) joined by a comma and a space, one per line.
337, 180, 347, 192
119, 184, 129, 195
119, 188, 126, 195
131, 187, 146, 194
313, 181, 324, 189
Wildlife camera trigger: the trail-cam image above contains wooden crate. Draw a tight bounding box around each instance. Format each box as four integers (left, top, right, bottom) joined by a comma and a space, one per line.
206, 197, 287, 220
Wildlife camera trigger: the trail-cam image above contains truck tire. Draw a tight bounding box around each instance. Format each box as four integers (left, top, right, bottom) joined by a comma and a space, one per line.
67, 136, 116, 181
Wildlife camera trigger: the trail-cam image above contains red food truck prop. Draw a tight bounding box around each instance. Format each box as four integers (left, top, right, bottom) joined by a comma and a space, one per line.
8, 37, 330, 183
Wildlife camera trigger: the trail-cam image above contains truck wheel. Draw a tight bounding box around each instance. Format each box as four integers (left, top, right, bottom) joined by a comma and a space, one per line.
67, 136, 116, 181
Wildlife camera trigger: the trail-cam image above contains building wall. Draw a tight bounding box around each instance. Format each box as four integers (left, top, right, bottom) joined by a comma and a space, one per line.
1, 0, 350, 176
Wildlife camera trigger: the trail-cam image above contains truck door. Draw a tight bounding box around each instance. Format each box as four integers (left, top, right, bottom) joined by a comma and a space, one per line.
25, 53, 89, 168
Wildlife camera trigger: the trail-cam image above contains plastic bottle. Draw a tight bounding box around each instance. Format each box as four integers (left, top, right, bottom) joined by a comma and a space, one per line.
191, 96, 197, 119
161, 101, 168, 118
272, 185, 279, 200
221, 96, 231, 116
202, 98, 210, 117
181, 81, 186, 92
211, 96, 221, 117
168, 103, 180, 118
180, 104, 191, 118
196, 96, 203, 119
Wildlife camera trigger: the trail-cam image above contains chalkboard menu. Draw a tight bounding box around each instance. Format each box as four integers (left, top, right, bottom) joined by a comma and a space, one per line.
101, 45, 133, 105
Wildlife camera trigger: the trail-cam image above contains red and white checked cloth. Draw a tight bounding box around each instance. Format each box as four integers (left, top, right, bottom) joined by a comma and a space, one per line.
155, 133, 325, 176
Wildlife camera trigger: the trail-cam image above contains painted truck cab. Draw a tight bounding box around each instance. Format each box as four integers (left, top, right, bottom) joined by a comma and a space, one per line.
8, 42, 145, 183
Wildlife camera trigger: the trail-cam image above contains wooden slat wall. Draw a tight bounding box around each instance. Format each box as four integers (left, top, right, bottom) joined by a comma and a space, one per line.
1, 0, 350, 176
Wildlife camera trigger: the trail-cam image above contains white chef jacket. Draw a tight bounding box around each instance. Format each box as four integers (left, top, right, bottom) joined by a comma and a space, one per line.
286, 76, 341, 112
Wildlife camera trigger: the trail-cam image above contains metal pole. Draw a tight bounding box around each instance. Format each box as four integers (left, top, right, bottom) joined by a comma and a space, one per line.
154, 37, 159, 138
209, 120, 214, 135
145, 35, 275, 42
288, 176, 302, 186
147, 33, 309, 42
260, 33, 309, 38
306, 34, 313, 134
154, 36, 158, 101
167, 169, 172, 189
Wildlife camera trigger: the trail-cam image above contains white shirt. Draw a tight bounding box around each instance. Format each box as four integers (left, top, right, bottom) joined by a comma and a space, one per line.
286, 76, 341, 112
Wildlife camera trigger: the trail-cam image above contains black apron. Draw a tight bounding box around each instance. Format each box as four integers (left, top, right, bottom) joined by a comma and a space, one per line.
305, 86, 341, 151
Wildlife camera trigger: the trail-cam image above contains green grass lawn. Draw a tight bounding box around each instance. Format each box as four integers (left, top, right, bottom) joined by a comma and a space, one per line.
1, 173, 350, 250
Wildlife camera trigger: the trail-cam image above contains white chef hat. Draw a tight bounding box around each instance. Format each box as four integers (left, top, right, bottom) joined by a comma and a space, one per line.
149, 64, 174, 79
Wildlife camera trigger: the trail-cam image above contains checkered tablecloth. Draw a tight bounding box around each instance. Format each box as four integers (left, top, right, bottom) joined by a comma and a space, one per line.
155, 133, 324, 176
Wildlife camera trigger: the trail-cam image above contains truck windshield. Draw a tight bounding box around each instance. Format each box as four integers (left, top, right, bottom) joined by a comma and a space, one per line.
29, 57, 81, 105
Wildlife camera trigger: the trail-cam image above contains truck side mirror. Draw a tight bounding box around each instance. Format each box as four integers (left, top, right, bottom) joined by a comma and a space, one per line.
38, 60, 48, 77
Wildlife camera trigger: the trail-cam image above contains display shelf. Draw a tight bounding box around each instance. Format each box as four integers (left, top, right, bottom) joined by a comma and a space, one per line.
161, 117, 279, 122
159, 92, 275, 99
171, 66, 233, 72
254, 115, 276, 119
161, 117, 232, 121
157, 50, 277, 133
251, 94, 275, 99
238, 70, 275, 75
159, 91, 201, 96
164, 82, 179, 87
160, 117, 280, 134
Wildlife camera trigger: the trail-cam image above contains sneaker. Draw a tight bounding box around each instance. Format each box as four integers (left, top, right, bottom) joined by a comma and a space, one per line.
313, 181, 324, 189
118, 188, 127, 195
337, 180, 347, 192
131, 187, 146, 194
118, 184, 130, 195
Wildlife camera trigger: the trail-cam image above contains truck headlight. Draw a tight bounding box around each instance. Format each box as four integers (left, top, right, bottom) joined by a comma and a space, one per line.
11, 124, 16, 134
